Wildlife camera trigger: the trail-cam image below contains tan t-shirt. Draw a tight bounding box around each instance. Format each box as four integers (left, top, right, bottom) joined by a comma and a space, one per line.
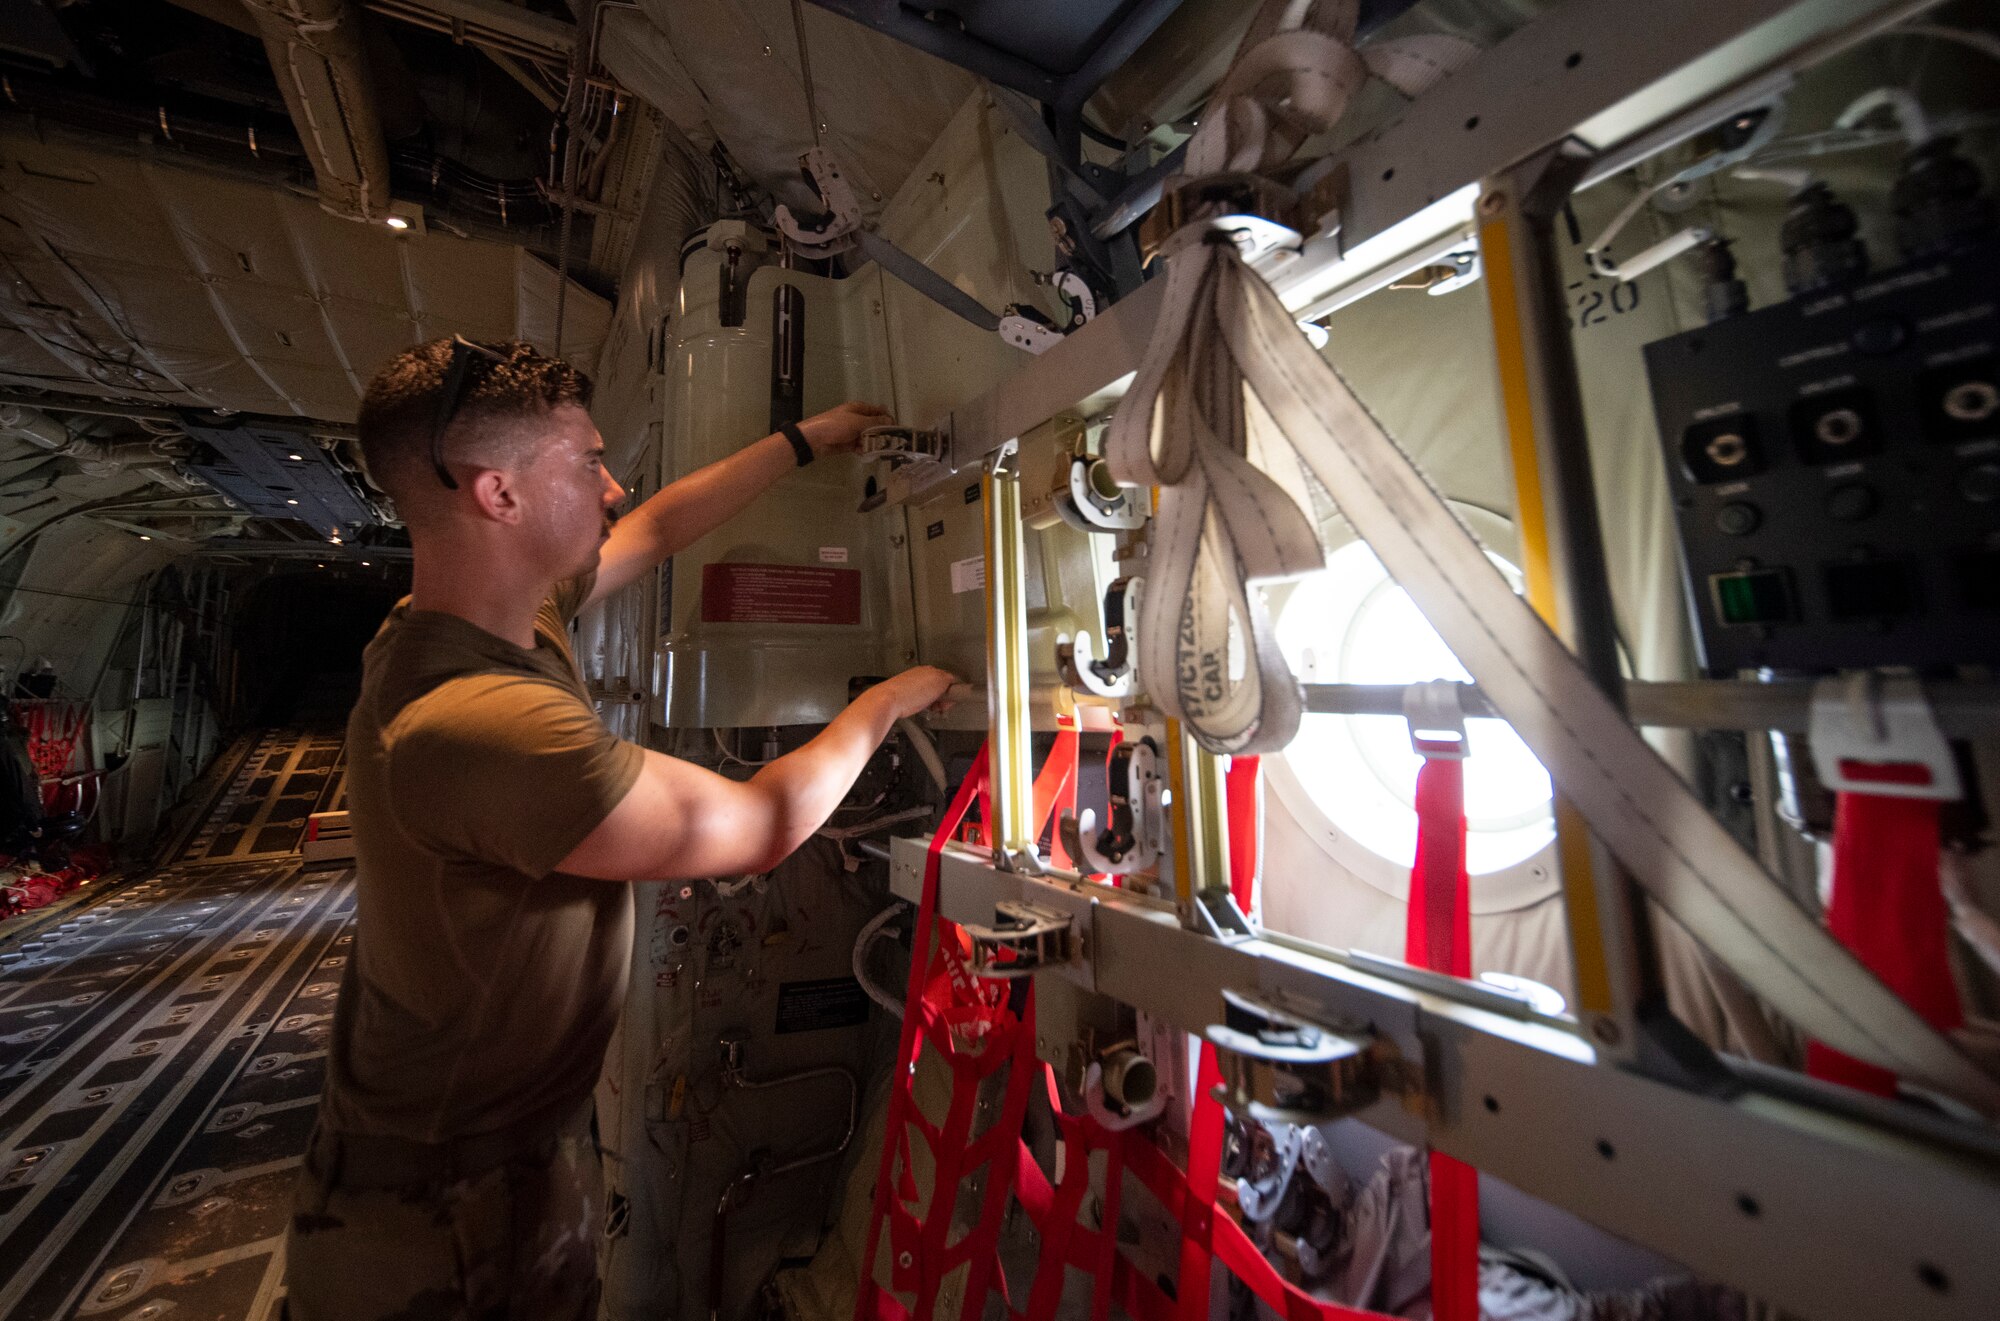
320, 576, 645, 1142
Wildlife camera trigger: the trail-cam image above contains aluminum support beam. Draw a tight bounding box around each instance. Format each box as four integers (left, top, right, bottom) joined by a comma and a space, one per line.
243, 0, 393, 220
888, 838, 2000, 1321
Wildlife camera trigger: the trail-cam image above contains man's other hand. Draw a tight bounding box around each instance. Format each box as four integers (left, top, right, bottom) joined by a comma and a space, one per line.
876, 666, 958, 719
799, 402, 894, 457
559, 664, 965, 881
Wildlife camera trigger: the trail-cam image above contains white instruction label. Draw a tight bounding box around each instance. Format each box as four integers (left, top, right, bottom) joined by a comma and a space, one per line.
818, 546, 849, 564
949, 555, 986, 594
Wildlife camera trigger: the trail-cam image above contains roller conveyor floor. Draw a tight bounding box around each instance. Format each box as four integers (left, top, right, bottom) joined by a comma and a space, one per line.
0, 724, 356, 1321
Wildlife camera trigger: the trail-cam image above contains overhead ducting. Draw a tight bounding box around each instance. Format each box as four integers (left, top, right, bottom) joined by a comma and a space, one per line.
239, 0, 392, 219
0, 405, 192, 485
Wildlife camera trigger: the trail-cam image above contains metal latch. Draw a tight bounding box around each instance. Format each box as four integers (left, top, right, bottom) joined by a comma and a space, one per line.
963, 901, 1073, 979
999, 269, 1102, 355
860, 424, 947, 466
1058, 576, 1143, 699
774, 147, 863, 258
1206, 990, 1387, 1124
1058, 735, 1165, 874
1405, 679, 1469, 760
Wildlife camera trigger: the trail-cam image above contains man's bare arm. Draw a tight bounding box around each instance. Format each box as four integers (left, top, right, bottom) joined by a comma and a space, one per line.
585, 402, 891, 607
557, 667, 954, 880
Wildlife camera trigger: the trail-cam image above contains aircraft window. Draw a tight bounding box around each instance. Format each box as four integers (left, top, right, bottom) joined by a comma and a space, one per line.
1272, 540, 1555, 875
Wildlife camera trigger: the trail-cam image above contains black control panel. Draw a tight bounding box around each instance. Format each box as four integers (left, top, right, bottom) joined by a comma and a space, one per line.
1642, 235, 2000, 674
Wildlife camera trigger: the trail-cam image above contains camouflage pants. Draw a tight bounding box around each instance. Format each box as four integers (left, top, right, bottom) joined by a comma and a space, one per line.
283, 1112, 602, 1321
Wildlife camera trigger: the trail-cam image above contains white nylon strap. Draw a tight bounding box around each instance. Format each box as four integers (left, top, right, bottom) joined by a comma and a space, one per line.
1106, 0, 1998, 1107
1107, 1, 1475, 755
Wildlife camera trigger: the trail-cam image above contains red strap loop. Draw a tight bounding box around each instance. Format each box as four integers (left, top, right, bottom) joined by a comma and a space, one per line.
1807, 791, 1962, 1097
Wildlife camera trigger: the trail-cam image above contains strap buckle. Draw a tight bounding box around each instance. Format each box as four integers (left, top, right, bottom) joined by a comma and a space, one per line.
1808, 673, 1961, 801
1139, 172, 1306, 267
1404, 680, 1470, 761
1204, 990, 1389, 1125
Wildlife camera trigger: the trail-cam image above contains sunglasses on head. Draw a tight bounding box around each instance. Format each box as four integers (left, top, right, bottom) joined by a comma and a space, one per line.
431, 335, 507, 490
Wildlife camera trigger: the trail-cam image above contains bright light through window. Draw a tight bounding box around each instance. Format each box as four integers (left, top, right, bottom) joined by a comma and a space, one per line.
1275, 540, 1554, 875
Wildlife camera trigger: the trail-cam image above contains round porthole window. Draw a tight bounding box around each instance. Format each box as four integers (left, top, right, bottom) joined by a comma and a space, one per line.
1269, 537, 1556, 893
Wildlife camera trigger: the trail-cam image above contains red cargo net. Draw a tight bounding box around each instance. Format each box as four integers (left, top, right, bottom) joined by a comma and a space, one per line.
856, 745, 1408, 1321
14, 700, 90, 783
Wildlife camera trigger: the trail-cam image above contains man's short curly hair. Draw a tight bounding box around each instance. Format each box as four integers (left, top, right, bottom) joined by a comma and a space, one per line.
356, 338, 593, 494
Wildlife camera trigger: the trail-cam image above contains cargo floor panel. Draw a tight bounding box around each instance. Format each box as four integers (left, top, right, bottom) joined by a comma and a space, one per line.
0, 716, 363, 1320
179, 729, 348, 866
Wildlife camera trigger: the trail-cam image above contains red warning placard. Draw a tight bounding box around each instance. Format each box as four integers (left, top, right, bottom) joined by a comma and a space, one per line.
701, 562, 862, 626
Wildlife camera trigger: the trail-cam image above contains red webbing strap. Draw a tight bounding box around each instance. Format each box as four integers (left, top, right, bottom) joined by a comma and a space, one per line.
1032, 725, 1080, 870
1175, 1042, 1227, 1321
1225, 755, 1260, 914
1405, 754, 1479, 1321
1406, 758, 1471, 981
1806, 791, 1962, 1098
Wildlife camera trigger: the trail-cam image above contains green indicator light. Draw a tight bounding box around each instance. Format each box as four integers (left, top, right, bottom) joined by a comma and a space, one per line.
1711, 570, 1794, 625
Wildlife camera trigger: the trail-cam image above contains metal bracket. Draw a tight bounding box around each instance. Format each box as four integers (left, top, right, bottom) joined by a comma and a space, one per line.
1192, 886, 1255, 941
1058, 576, 1143, 699
1057, 735, 1166, 874
1404, 678, 1470, 760
964, 900, 1074, 978
1205, 990, 1391, 1125
1051, 268, 1099, 325
1809, 673, 1963, 801
1585, 97, 1787, 282
998, 308, 1068, 354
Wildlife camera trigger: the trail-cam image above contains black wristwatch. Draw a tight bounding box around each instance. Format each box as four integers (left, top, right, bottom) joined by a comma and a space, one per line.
780, 421, 814, 468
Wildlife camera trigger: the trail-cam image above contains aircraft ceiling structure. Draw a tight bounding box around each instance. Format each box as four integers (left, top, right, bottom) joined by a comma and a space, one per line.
0, 128, 611, 423
0, 0, 626, 566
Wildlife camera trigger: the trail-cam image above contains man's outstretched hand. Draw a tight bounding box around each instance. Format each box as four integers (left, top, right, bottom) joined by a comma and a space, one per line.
797, 401, 894, 458
874, 666, 958, 719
